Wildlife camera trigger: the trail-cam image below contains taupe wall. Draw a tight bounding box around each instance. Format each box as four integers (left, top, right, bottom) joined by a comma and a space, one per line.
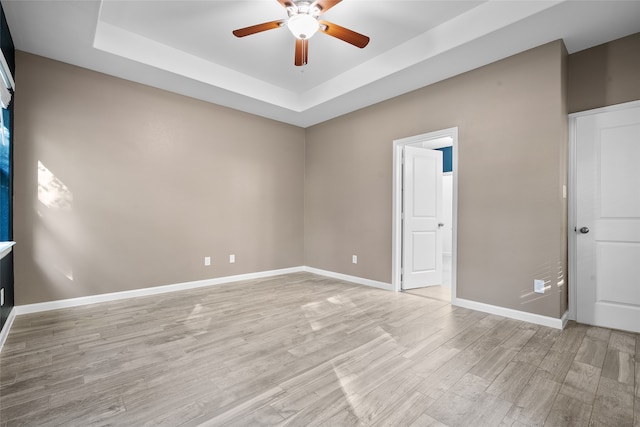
305, 41, 568, 319
568, 32, 640, 113
14, 52, 305, 305
14, 40, 575, 319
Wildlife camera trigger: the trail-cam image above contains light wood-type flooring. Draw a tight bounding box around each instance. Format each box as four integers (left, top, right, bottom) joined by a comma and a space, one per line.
1, 272, 638, 426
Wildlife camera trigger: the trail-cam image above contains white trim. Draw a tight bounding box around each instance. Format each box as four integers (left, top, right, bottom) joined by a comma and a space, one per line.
392, 127, 458, 297
0, 50, 14, 90
303, 267, 393, 291
10, 266, 392, 318
0, 241, 15, 260
452, 297, 565, 329
567, 112, 578, 322
569, 100, 640, 119
14, 267, 305, 316
567, 99, 640, 323
0, 307, 17, 352
560, 310, 570, 329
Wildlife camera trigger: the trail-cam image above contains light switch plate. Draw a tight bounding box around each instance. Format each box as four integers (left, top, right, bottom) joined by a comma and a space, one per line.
534, 279, 545, 294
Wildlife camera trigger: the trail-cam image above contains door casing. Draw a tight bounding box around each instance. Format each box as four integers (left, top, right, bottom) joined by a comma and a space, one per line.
392, 127, 458, 294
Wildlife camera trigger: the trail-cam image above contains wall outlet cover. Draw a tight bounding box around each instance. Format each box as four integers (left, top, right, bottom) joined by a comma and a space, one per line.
534, 279, 545, 294
352, 255, 358, 264
204, 256, 211, 266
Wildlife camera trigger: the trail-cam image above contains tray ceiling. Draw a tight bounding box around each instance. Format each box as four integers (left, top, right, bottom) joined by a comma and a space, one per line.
3, 1, 640, 127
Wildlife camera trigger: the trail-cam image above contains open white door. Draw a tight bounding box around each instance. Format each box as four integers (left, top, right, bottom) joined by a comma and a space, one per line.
402, 146, 443, 290
575, 103, 640, 333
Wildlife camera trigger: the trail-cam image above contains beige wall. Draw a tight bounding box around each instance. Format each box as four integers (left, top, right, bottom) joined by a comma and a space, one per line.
305, 41, 568, 319
568, 32, 640, 113
14, 40, 573, 319
14, 52, 305, 305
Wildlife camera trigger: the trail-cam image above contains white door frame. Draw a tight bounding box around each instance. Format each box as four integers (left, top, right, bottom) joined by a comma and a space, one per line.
392, 127, 458, 294
567, 99, 640, 321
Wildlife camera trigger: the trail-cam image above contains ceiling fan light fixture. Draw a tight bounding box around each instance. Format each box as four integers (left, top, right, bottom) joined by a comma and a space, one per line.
287, 13, 319, 40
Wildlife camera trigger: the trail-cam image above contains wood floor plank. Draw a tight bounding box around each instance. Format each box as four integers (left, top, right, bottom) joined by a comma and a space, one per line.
559, 360, 601, 404
544, 393, 592, 426
506, 370, 561, 426
458, 392, 512, 426
424, 390, 476, 426
549, 322, 587, 354
537, 348, 576, 382
408, 413, 448, 427
590, 376, 635, 426
446, 372, 491, 401
601, 347, 635, 385
500, 327, 537, 352
585, 325, 612, 342
512, 327, 559, 366
469, 346, 518, 382
485, 361, 537, 402
574, 335, 608, 368
0, 273, 638, 426
371, 390, 435, 427
609, 330, 637, 354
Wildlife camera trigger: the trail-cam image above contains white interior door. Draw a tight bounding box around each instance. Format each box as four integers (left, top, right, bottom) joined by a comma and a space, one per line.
402, 146, 443, 290
576, 103, 640, 333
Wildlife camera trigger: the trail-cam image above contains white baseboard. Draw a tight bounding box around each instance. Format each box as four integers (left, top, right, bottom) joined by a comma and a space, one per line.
0, 307, 17, 352
8, 266, 390, 320
560, 310, 570, 329
303, 267, 393, 291
14, 266, 305, 316
452, 297, 565, 329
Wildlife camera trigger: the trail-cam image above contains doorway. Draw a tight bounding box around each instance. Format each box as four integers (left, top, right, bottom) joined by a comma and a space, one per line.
569, 100, 640, 333
392, 127, 458, 298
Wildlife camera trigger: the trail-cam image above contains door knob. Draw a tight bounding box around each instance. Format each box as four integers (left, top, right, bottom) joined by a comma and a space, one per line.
438, 223, 445, 228
579, 227, 589, 234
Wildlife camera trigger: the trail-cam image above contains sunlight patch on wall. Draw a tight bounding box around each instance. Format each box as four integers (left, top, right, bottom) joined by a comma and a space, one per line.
34, 222, 76, 288
38, 161, 73, 210
35, 161, 76, 286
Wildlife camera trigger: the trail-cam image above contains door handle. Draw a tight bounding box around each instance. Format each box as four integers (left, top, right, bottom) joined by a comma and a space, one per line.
579, 227, 589, 234
438, 223, 445, 228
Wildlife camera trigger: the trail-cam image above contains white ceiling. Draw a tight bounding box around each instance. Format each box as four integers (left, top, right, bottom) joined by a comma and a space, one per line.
3, 0, 640, 127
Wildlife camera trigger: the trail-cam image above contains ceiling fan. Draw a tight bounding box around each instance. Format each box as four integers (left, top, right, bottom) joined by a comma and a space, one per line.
232, 0, 370, 66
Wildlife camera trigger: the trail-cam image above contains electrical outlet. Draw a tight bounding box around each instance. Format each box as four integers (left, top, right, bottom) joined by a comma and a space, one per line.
352, 255, 357, 264
229, 254, 235, 264
204, 256, 211, 266
534, 279, 545, 294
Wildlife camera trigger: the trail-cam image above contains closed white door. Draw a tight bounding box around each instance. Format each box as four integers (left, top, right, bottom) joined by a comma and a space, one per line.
402, 146, 443, 289
576, 103, 640, 333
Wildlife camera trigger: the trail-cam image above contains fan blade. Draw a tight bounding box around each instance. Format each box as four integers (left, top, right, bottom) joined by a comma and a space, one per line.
319, 20, 369, 48
277, 0, 296, 9
295, 39, 308, 66
311, 0, 342, 15
233, 20, 285, 38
